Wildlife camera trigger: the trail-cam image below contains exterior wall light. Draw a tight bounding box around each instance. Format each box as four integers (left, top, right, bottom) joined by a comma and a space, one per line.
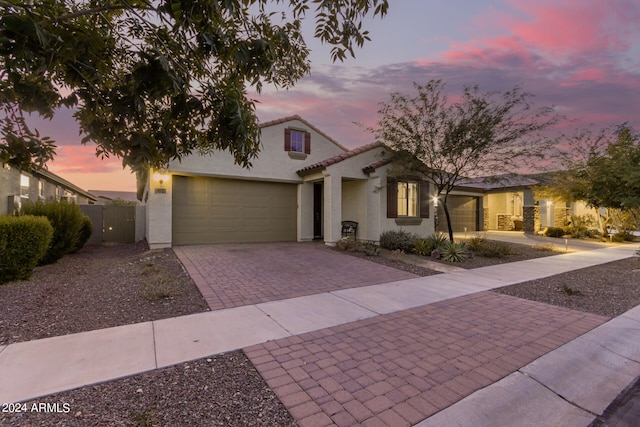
152, 170, 170, 194
432, 196, 439, 207
152, 171, 170, 187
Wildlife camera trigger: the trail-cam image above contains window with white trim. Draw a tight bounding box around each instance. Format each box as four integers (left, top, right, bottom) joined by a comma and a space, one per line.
20, 174, 30, 199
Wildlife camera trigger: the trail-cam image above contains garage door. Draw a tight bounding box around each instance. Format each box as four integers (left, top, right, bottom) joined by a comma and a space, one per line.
172, 176, 297, 245
437, 196, 478, 233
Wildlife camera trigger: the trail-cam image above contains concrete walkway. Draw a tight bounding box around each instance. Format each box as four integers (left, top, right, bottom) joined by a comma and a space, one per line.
0, 244, 638, 426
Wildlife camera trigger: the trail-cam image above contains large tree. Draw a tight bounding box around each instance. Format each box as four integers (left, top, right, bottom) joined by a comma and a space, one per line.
370, 80, 557, 241
0, 0, 388, 197
555, 125, 640, 229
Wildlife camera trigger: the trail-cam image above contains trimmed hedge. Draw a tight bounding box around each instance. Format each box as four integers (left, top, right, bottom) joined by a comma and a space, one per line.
21, 200, 86, 264
0, 215, 53, 284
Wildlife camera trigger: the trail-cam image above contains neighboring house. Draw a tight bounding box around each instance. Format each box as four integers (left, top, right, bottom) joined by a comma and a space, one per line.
451, 174, 601, 235
0, 163, 97, 215
145, 115, 436, 248
89, 190, 139, 205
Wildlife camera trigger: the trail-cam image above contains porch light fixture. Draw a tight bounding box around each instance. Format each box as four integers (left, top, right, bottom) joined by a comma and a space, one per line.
432, 196, 439, 207
152, 171, 170, 187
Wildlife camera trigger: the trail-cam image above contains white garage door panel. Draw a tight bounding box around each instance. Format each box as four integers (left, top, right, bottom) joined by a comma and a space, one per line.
172, 176, 297, 245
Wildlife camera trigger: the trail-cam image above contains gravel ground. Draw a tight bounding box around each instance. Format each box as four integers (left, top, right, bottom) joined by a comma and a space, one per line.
0, 351, 296, 427
493, 256, 640, 318
0, 241, 210, 346
1, 240, 638, 426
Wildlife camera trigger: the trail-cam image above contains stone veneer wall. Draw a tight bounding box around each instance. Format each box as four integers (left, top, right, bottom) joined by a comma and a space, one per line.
523, 206, 540, 234
554, 207, 571, 228
497, 214, 515, 231
483, 208, 489, 231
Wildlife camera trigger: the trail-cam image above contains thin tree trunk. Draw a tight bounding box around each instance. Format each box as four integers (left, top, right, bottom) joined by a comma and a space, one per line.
442, 198, 454, 241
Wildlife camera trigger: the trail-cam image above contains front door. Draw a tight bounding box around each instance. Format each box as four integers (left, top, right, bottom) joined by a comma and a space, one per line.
313, 182, 323, 239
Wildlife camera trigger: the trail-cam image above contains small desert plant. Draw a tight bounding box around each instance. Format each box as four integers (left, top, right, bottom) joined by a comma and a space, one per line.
336, 237, 359, 252
466, 234, 486, 252
476, 240, 514, 258
413, 239, 432, 256
380, 229, 419, 252
426, 232, 448, 250
560, 285, 583, 296
360, 241, 380, 256
128, 408, 159, 427
141, 264, 181, 301
544, 227, 566, 238
533, 243, 557, 252
440, 241, 468, 263
413, 233, 449, 256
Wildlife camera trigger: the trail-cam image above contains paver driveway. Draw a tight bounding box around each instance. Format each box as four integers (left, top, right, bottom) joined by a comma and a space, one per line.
245, 292, 608, 426
173, 242, 420, 311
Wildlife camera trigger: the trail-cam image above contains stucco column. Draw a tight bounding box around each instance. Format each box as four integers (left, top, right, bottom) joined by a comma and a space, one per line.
522, 188, 536, 234
146, 172, 172, 249
323, 172, 342, 245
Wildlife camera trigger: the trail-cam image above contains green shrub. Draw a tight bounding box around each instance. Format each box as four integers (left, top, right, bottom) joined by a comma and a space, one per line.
413, 233, 449, 256
0, 215, 53, 284
544, 227, 566, 238
611, 231, 635, 242
477, 240, 514, 258
21, 200, 85, 264
359, 241, 380, 256
380, 230, 419, 252
413, 239, 432, 256
466, 234, 486, 252
336, 237, 359, 252
465, 234, 514, 258
72, 216, 93, 253
441, 241, 468, 263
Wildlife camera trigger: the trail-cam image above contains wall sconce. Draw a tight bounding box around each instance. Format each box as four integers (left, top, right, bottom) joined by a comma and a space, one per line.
152, 170, 170, 194
432, 196, 439, 207
152, 171, 170, 186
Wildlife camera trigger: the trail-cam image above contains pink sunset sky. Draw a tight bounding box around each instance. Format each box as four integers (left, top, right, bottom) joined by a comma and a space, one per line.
39, 0, 640, 191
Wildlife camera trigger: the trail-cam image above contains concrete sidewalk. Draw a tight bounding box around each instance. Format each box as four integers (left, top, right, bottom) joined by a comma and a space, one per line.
0, 244, 637, 426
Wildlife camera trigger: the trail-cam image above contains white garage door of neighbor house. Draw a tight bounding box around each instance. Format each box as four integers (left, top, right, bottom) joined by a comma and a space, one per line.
172, 176, 297, 245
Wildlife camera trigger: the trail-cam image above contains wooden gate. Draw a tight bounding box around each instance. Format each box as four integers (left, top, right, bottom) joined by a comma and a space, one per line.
103, 205, 136, 243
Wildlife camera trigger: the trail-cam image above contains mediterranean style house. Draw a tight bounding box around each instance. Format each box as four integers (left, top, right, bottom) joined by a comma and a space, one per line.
0, 163, 97, 215
145, 115, 437, 248
144, 115, 596, 248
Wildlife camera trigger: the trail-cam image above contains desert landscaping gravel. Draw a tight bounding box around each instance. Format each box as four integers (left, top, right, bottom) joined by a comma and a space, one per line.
1, 239, 638, 426
0, 241, 210, 346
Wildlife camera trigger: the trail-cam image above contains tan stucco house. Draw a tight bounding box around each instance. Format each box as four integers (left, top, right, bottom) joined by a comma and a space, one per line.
145, 115, 437, 249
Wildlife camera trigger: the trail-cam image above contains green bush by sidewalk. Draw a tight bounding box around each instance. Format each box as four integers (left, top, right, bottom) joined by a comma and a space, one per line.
0, 215, 53, 284
21, 199, 87, 264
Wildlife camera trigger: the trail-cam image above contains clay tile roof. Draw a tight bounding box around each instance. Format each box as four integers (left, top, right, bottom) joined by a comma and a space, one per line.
260, 115, 348, 151
297, 141, 385, 176
362, 158, 392, 173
